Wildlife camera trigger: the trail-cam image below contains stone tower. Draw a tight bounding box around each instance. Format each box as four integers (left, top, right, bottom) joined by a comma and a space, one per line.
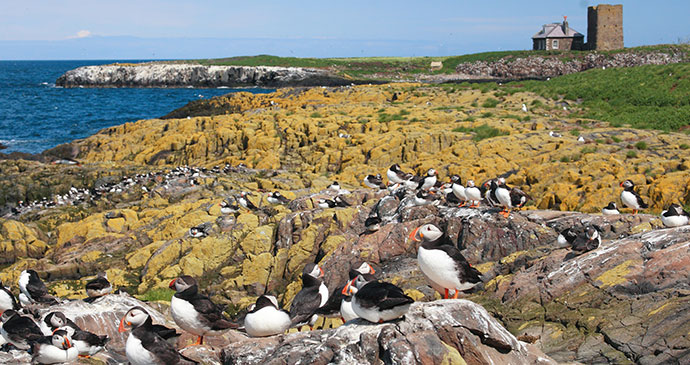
587, 4, 623, 50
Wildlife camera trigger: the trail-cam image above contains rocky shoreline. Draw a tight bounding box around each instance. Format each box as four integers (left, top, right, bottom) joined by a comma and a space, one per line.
55, 63, 360, 88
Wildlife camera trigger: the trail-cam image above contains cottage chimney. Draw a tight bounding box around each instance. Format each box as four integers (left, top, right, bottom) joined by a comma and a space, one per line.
562, 15, 569, 35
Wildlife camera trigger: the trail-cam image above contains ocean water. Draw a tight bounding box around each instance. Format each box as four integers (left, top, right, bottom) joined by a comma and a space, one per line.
0, 60, 273, 154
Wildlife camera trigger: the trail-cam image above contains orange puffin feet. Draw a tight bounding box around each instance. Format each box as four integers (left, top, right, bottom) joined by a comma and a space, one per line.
190, 336, 203, 346
499, 210, 510, 218
452, 290, 459, 299
444, 288, 450, 299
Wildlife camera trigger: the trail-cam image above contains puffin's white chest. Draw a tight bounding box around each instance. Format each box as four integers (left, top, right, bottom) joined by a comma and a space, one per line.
420, 176, 437, 191
33, 343, 78, 364
18, 274, 30, 300
465, 187, 482, 202
620, 191, 640, 209
0, 290, 14, 312
452, 184, 466, 200
318, 283, 329, 308
340, 298, 358, 322
126, 334, 158, 365
418, 247, 461, 290
244, 307, 291, 337
496, 188, 512, 208
387, 170, 401, 184
661, 213, 688, 228
602, 208, 619, 215
351, 295, 410, 323
170, 296, 204, 336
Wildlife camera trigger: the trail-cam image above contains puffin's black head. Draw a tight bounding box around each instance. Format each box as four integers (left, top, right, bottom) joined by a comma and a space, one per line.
119, 306, 150, 332
45, 311, 68, 328
51, 329, 72, 349
390, 164, 400, 172
169, 275, 198, 293
450, 175, 460, 184
349, 262, 376, 280
620, 180, 634, 190
427, 168, 437, 177
0, 309, 17, 322
604, 202, 618, 210
303, 263, 324, 280
667, 203, 683, 215
250, 295, 280, 313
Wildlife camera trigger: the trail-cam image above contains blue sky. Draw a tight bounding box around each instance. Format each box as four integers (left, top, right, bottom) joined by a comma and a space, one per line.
1, 0, 688, 59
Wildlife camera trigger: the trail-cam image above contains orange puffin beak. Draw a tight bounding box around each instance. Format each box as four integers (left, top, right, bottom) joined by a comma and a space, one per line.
341, 278, 355, 295
63, 338, 72, 348
319, 266, 324, 278
408, 227, 421, 242
619, 182, 623, 187
368, 264, 375, 274
169, 278, 177, 289
118, 316, 129, 333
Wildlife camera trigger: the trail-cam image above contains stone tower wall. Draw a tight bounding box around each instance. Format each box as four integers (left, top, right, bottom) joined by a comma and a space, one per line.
587, 4, 623, 50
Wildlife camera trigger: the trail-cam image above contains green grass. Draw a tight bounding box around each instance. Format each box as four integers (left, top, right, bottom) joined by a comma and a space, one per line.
453, 124, 509, 141
635, 141, 648, 150
309, 112, 322, 118
136, 288, 174, 302
378, 109, 410, 122
570, 129, 581, 136
482, 98, 500, 108
503, 62, 690, 131
680, 143, 689, 150
626, 150, 638, 158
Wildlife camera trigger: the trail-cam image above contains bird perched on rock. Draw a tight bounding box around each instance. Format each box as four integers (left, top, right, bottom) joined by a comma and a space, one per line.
409, 224, 482, 299
661, 203, 690, 228
31, 329, 78, 364
333, 195, 351, 208
343, 274, 413, 323
289, 263, 329, 329
620, 180, 648, 214
494, 178, 531, 217
416, 168, 438, 191
601, 202, 620, 215
85, 272, 112, 300
0, 279, 20, 312
316, 262, 377, 323
188, 223, 210, 239
364, 214, 382, 233
18, 269, 58, 305
219, 198, 240, 215
317, 198, 336, 209
120, 306, 197, 365
266, 191, 290, 205
450, 175, 467, 206
244, 295, 291, 337
464, 180, 482, 207
327, 181, 350, 195
557, 226, 601, 254
522, 103, 528, 113
413, 190, 437, 206
363, 174, 386, 190
118, 306, 179, 344
169, 275, 237, 346
40, 312, 109, 357
0, 309, 44, 350
387, 164, 412, 184
237, 191, 259, 211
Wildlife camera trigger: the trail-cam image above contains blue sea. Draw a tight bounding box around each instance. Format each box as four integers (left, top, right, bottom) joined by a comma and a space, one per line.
0, 60, 273, 154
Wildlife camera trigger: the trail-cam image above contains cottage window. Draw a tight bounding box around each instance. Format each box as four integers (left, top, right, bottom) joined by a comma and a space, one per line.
552, 39, 559, 49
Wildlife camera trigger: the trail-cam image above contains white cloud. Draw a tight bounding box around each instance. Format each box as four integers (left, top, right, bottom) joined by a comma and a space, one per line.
69, 30, 91, 39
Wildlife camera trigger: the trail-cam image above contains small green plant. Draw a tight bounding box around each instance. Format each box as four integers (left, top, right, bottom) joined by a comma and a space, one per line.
611, 136, 622, 143
522, 115, 531, 121
560, 156, 570, 163
452, 124, 508, 141
680, 143, 689, 150
465, 116, 477, 122
531, 100, 544, 107
310, 112, 322, 118
137, 288, 174, 302
595, 139, 604, 144
481, 112, 494, 118
570, 129, 581, 136
635, 141, 648, 150
626, 150, 638, 158
482, 98, 500, 108
470, 101, 478, 107
581, 146, 597, 154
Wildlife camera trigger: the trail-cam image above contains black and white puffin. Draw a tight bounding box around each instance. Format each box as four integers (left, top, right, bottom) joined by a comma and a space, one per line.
602, 202, 620, 215
408, 224, 482, 299
85, 272, 112, 299
387, 164, 412, 184
289, 263, 329, 329
364, 215, 382, 233
40, 312, 109, 357
482, 179, 499, 207
417, 169, 438, 191
188, 224, 209, 239
266, 191, 290, 205
620, 180, 648, 214
343, 275, 413, 323
661, 203, 690, 228
316, 262, 377, 322
495, 178, 531, 217
333, 195, 351, 207
244, 295, 291, 337
465, 180, 482, 207
18, 269, 58, 305
237, 192, 259, 211
363, 174, 386, 189
570, 226, 601, 254
450, 175, 467, 206
118, 306, 179, 344
219, 198, 240, 215
169, 275, 237, 346
31, 329, 78, 364
119, 306, 197, 365
0, 309, 44, 350
0, 279, 20, 312
317, 198, 336, 209
557, 227, 579, 247
414, 190, 436, 206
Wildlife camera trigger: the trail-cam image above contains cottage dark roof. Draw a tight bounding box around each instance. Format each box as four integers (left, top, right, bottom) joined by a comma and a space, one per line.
532, 23, 584, 39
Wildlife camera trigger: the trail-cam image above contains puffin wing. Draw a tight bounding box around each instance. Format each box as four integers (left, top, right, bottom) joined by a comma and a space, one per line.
357, 282, 413, 311
510, 187, 531, 207
151, 324, 180, 341
72, 330, 109, 346
315, 289, 343, 317
189, 295, 235, 330
289, 287, 322, 325
633, 190, 648, 208
436, 244, 482, 284
5, 316, 44, 342
85, 277, 110, 291
136, 329, 187, 364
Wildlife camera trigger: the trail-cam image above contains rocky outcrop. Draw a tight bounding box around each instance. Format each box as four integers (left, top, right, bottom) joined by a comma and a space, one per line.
222, 300, 555, 365
56, 64, 355, 88
455, 50, 685, 79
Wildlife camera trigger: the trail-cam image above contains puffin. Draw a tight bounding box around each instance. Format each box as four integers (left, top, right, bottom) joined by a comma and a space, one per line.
450, 175, 467, 206
333, 195, 351, 207
40, 312, 109, 357
408, 224, 482, 299
602, 202, 620, 215
386, 164, 412, 184
343, 275, 413, 323
327, 181, 350, 195
464, 180, 482, 207
244, 295, 291, 337
219, 198, 240, 215
570, 226, 601, 254
557, 227, 579, 247
620, 180, 648, 214
18, 269, 58, 305
119, 307, 197, 365
119, 306, 179, 344
85, 271, 112, 300
316, 262, 377, 322
413, 190, 436, 206
0, 279, 20, 312
266, 191, 290, 205
289, 263, 329, 329
0, 309, 44, 350
417, 168, 438, 191
31, 329, 78, 364
363, 174, 386, 189
661, 203, 690, 228
169, 275, 237, 346
482, 179, 499, 207
317, 198, 336, 209
237, 191, 259, 211
364, 215, 382, 233
188, 224, 208, 239
495, 178, 531, 217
